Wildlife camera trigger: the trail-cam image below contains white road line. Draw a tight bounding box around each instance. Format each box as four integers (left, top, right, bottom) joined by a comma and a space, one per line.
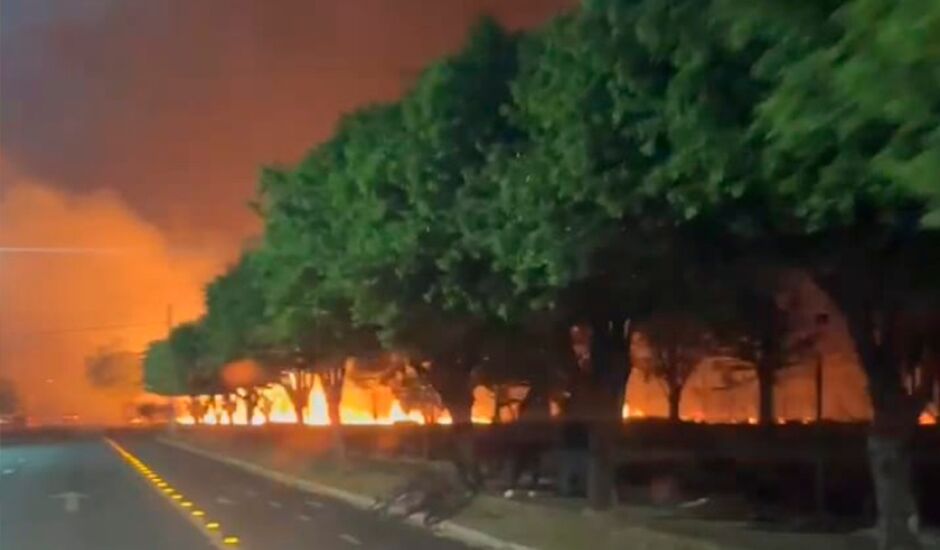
269, 500, 283, 509
2, 469, 15, 475
50, 491, 87, 513
305, 499, 324, 509
339, 533, 362, 546
297, 514, 312, 522
215, 496, 235, 505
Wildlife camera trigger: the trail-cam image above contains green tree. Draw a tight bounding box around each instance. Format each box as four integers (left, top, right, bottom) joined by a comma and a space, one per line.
250, 211, 381, 458
167, 322, 215, 388
706, 267, 822, 427
85, 344, 142, 395
203, 254, 267, 365
203, 252, 276, 422
143, 341, 188, 396
253, 19, 524, 480
387, 363, 445, 425
444, 0, 765, 507
637, 311, 713, 422
704, 2, 940, 546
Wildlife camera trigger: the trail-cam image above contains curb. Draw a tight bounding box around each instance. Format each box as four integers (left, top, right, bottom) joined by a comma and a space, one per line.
157, 436, 538, 550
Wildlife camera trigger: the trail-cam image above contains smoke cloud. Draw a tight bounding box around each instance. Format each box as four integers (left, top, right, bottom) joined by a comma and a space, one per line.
1, 0, 575, 248
0, 158, 223, 424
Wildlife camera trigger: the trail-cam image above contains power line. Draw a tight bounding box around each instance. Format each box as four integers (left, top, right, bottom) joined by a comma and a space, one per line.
0, 246, 132, 255
1, 321, 165, 339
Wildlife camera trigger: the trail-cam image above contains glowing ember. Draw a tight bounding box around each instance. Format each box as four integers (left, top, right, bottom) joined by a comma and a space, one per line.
621, 402, 646, 420
919, 411, 937, 426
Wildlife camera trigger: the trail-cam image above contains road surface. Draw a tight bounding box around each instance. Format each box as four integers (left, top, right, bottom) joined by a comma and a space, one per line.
0, 433, 471, 550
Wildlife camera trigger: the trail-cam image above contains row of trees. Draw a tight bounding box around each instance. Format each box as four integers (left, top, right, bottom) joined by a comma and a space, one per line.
145, 1, 939, 547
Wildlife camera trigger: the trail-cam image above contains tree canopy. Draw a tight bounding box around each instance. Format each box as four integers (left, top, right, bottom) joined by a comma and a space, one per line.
140, 2, 939, 538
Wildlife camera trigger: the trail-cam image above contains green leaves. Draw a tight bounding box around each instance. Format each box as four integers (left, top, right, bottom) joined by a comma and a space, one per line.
202, 253, 267, 367
734, 0, 940, 231
143, 341, 181, 396
154, 1, 940, 401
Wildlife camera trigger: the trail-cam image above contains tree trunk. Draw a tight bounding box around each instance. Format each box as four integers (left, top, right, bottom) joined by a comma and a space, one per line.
492, 387, 504, 424
667, 384, 682, 422
813, 274, 922, 550
283, 370, 313, 426
757, 363, 775, 427
755, 326, 783, 428
244, 392, 258, 425
326, 394, 345, 461
189, 396, 203, 425
427, 351, 481, 490
587, 422, 616, 509
291, 398, 305, 425
869, 415, 921, 550
584, 316, 633, 510
212, 395, 224, 424
321, 365, 347, 461
448, 399, 481, 489
225, 395, 236, 425
520, 380, 551, 422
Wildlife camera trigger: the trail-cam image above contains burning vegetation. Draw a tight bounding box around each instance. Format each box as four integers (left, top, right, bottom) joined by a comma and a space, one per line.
136, 3, 940, 549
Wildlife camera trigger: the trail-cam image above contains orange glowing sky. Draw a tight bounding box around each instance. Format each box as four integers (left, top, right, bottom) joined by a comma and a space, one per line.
1, 0, 576, 248
1, 1, 901, 426
0, 158, 221, 422
0, 1, 575, 422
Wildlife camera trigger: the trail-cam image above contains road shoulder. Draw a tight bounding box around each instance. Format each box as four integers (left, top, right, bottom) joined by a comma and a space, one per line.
157, 433, 765, 550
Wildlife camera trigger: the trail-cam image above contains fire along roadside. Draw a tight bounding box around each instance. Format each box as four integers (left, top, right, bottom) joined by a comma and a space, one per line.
156, 436, 536, 550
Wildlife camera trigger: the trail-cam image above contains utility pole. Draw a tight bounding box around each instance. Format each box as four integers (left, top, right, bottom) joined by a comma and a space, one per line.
166, 304, 174, 335
813, 311, 830, 521
815, 353, 824, 422
814, 312, 830, 423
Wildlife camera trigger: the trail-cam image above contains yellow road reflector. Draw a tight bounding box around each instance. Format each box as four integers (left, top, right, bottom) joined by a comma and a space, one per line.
105, 438, 241, 548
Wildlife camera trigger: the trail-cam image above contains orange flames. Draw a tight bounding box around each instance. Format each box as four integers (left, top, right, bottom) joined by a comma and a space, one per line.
175, 377, 496, 426
175, 370, 939, 427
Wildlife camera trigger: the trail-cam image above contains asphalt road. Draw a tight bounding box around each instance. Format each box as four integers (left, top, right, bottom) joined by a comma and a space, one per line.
0, 433, 471, 550
0, 436, 214, 550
